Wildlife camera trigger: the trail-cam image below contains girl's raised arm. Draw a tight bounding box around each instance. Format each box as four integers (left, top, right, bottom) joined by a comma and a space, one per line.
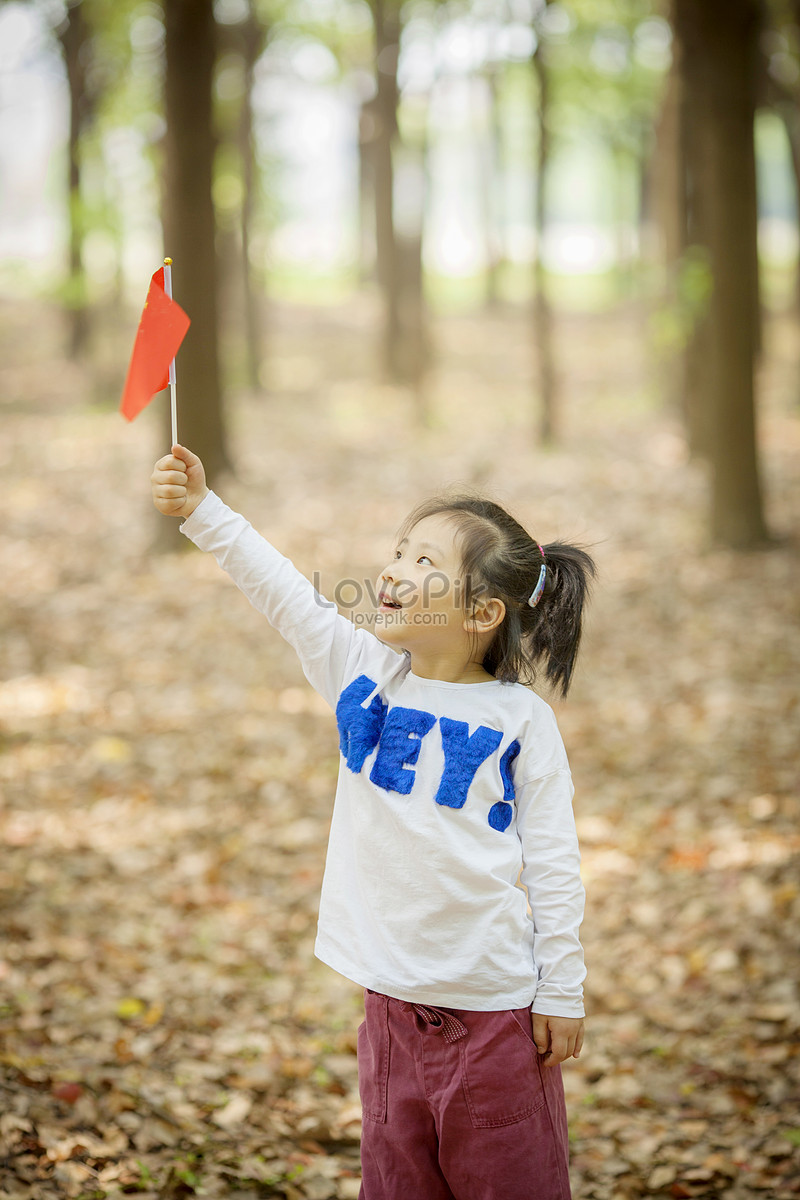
149, 446, 395, 710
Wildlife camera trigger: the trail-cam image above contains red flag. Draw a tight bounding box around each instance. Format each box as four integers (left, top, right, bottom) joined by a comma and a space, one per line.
120, 267, 190, 422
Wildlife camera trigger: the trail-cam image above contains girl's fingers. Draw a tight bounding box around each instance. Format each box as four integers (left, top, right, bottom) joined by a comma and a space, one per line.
154, 453, 182, 471
532, 1015, 550, 1057
152, 469, 187, 486
171, 444, 202, 469
154, 496, 185, 513
549, 1031, 570, 1065
532, 1015, 584, 1066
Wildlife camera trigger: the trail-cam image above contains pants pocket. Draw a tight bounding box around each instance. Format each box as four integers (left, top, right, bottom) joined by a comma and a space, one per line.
460, 1008, 546, 1129
357, 990, 390, 1123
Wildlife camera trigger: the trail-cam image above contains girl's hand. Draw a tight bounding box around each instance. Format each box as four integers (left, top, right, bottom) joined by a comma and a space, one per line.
532, 1013, 584, 1067
151, 444, 209, 519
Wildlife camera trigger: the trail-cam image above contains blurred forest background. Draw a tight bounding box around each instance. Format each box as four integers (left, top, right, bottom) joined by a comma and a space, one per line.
0, 0, 799, 1198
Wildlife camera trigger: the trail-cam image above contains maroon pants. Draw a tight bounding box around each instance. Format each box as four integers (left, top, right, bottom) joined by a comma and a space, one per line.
357, 991, 572, 1200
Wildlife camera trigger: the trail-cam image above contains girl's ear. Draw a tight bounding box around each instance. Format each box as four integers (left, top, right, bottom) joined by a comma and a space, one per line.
464, 596, 506, 635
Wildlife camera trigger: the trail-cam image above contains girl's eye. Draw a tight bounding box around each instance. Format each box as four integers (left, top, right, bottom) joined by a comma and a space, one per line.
394, 549, 402, 560
417, 555, 432, 566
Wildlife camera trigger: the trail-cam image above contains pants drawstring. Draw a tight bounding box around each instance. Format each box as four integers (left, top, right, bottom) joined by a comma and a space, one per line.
411, 1002, 468, 1043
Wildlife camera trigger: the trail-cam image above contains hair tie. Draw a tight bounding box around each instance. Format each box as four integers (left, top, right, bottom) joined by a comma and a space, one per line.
528, 545, 547, 608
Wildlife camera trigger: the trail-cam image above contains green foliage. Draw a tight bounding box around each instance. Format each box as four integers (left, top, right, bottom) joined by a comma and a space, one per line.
542, 0, 671, 158
133, 1160, 158, 1190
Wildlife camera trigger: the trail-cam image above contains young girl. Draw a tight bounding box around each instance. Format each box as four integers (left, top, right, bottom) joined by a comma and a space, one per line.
151, 444, 594, 1200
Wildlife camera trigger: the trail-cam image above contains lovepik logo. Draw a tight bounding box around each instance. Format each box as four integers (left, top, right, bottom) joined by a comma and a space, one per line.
311, 571, 470, 612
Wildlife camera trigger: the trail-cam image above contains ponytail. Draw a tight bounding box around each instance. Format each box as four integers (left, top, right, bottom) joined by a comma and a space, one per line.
524, 542, 596, 696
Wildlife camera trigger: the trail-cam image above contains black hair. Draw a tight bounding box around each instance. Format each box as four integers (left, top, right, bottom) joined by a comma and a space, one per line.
399, 493, 595, 696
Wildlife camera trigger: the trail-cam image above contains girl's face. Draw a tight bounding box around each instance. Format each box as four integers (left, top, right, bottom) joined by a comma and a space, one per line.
375, 514, 471, 656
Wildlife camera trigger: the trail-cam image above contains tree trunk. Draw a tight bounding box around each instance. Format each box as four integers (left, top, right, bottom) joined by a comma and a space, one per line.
370, 0, 402, 379
613, 146, 639, 299
56, 0, 93, 360
358, 97, 378, 282
784, 116, 800, 314
649, 59, 687, 412
531, 22, 557, 445
162, 0, 230, 488
236, 1, 266, 392
791, 0, 800, 312
391, 85, 432, 397
481, 68, 503, 307
650, 60, 683, 269
673, 0, 768, 547
757, 12, 800, 316
395, 232, 429, 405
674, 19, 714, 457
766, 77, 800, 314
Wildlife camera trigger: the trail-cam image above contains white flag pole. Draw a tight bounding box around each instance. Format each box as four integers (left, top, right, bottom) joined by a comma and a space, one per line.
163, 257, 178, 447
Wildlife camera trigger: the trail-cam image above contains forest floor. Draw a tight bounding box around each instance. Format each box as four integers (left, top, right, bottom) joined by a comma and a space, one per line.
0, 290, 798, 1200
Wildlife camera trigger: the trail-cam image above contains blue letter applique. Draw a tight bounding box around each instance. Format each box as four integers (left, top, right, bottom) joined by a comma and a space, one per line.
336, 675, 388, 774
337, 681, 518, 819
488, 738, 521, 831
369, 706, 436, 794
434, 718, 503, 809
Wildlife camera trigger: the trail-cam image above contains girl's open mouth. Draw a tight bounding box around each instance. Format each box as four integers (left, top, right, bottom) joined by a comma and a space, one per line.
379, 592, 402, 611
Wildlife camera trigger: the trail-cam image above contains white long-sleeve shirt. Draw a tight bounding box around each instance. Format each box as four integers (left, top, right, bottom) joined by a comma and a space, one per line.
182, 491, 586, 1016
